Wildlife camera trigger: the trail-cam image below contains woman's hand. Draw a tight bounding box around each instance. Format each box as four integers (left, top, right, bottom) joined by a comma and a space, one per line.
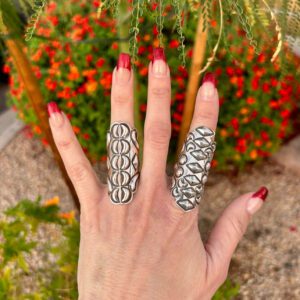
48, 48, 268, 300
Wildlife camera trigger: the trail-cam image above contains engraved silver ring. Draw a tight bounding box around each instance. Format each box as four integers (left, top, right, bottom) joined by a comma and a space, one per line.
107, 122, 140, 204
171, 126, 216, 212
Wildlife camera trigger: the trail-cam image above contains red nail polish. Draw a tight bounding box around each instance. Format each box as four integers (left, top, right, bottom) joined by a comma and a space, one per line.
117, 53, 131, 71
203, 72, 216, 87
252, 186, 269, 201
47, 102, 60, 117
153, 47, 166, 62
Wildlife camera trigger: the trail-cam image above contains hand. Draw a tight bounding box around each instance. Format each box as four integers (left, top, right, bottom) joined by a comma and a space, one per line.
48, 48, 268, 300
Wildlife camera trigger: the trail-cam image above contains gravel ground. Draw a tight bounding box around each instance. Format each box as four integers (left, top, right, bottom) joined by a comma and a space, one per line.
0, 132, 299, 299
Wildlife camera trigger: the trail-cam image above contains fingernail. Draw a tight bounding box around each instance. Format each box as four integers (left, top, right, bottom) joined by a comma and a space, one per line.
203, 72, 216, 87
252, 186, 269, 201
47, 102, 64, 127
116, 53, 131, 82
247, 186, 269, 215
200, 72, 216, 101
152, 47, 167, 76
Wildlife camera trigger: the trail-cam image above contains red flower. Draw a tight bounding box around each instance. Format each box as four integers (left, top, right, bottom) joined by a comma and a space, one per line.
140, 104, 147, 112
138, 46, 147, 55
280, 109, 290, 119
172, 112, 182, 122
261, 117, 274, 126
86, 54, 93, 64
45, 78, 57, 91
169, 40, 180, 49
175, 93, 185, 101
226, 67, 235, 76
96, 57, 105, 68
187, 49, 193, 58
236, 138, 247, 153
230, 118, 239, 130
270, 77, 278, 87
261, 131, 269, 141
251, 76, 259, 90
111, 42, 118, 50
83, 133, 90, 140
262, 83, 270, 93
3, 65, 10, 74
246, 97, 256, 105
269, 100, 279, 109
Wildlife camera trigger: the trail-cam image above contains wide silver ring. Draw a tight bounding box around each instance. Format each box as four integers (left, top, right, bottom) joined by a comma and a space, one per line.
171, 126, 216, 212
107, 122, 140, 204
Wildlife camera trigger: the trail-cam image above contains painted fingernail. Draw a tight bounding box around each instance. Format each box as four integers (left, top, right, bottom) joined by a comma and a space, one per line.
203, 72, 216, 87
199, 72, 216, 101
47, 102, 64, 127
152, 47, 167, 76
247, 186, 269, 215
116, 53, 131, 83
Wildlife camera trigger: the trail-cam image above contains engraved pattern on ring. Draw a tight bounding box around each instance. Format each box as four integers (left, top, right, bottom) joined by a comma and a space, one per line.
107, 123, 140, 204
171, 126, 216, 211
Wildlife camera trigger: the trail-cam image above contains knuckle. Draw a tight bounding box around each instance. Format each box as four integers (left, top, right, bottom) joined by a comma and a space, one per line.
57, 137, 74, 151
113, 92, 131, 104
151, 86, 170, 98
145, 122, 171, 149
195, 110, 216, 122
68, 161, 90, 183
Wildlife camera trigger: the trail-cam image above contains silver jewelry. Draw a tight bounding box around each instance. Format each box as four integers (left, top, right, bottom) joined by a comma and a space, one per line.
107, 122, 140, 204
171, 126, 216, 212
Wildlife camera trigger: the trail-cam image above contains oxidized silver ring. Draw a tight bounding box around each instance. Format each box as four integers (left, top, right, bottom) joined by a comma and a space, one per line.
171, 126, 216, 212
107, 122, 140, 204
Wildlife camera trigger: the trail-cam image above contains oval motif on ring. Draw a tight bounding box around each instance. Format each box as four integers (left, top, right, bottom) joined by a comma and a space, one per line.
111, 139, 130, 155
111, 171, 130, 186
111, 155, 130, 171
111, 123, 130, 138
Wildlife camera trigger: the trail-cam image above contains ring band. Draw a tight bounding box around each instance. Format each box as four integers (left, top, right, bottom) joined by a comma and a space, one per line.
107, 122, 140, 204
171, 126, 216, 212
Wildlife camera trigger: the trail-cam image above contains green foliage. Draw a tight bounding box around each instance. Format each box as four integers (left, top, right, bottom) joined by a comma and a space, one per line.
213, 279, 240, 300
0, 197, 79, 299
5, 0, 300, 170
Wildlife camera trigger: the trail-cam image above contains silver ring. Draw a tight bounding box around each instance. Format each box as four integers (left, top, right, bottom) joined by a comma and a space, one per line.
171, 126, 216, 212
107, 122, 140, 204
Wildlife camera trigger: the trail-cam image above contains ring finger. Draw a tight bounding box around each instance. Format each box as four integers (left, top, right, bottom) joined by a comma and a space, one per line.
171, 73, 219, 212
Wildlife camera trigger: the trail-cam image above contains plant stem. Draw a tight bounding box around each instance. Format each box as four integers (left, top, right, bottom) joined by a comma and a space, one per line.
5, 37, 80, 210
176, 10, 208, 156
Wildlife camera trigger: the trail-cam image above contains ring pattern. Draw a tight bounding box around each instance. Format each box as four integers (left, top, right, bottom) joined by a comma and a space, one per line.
171, 126, 216, 212
107, 123, 140, 204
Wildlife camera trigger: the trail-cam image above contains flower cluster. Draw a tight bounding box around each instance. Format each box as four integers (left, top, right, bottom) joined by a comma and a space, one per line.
5, 0, 300, 170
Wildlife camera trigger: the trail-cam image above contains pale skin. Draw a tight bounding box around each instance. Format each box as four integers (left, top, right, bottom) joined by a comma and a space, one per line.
48, 51, 266, 299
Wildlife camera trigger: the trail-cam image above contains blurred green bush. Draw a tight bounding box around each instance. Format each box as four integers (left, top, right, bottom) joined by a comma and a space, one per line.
5, 0, 300, 169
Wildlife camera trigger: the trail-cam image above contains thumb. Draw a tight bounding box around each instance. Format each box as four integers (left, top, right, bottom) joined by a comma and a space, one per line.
205, 187, 268, 281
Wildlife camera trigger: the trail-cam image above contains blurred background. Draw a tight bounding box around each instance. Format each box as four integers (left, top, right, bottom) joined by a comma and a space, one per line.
0, 0, 299, 299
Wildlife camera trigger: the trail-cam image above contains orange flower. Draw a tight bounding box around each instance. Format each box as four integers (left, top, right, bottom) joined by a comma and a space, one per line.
33, 125, 42, 135
68, 65, 80, 81
210, 19, 217, 27
143, 34, 151, 41
86, 80, 98, 94
240, 108, 249, 115
220, 129, 228, 137
44, 196, 60, 206
59, 210, 75, 224
153, 39, 160, 48
73, 126, 80, 134
250, 149, 258, 160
